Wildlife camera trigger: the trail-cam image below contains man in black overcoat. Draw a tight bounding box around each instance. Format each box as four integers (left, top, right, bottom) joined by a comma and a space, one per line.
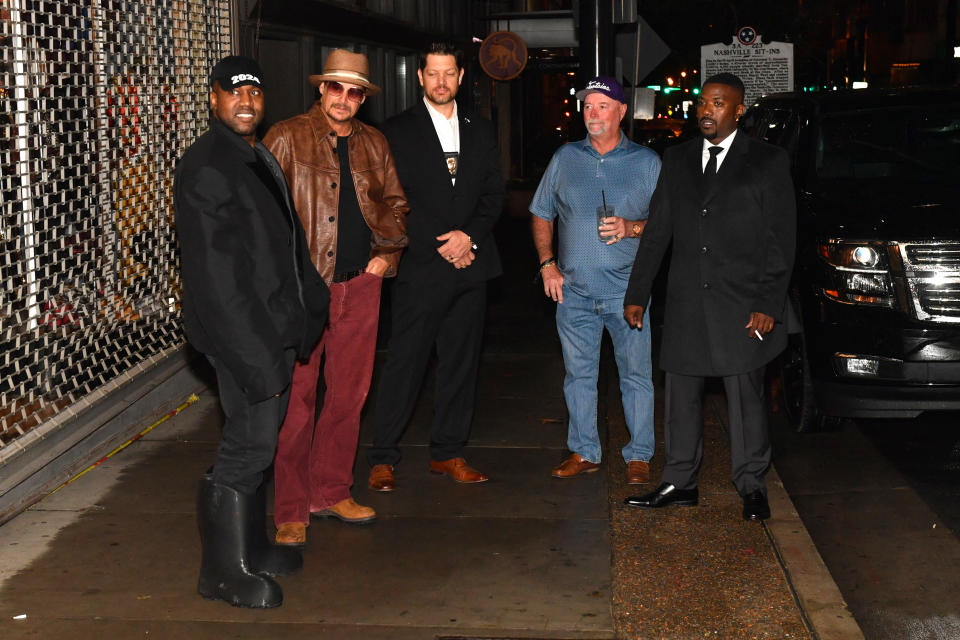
175, 56, 329, 608
366, 42, 504, 490
622, 73, 795, 521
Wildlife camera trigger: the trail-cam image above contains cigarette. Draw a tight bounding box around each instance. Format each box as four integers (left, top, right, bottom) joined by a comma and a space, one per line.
754, 329, 763, 341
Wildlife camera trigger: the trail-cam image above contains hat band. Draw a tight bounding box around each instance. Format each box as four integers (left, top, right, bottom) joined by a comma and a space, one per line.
323, 69, 371, 84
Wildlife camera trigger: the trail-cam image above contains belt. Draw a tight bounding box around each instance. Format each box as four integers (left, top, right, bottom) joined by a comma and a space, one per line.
332, 269, 364, 283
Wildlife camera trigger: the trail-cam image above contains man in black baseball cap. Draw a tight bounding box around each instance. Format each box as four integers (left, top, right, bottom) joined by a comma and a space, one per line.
175, 54, 329, 608
206, 55, 266, 146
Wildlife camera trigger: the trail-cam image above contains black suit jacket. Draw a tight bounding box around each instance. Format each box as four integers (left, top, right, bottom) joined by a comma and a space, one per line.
625, 131, 796, 376
380, 102, 504, 285
175, 120, 329, 402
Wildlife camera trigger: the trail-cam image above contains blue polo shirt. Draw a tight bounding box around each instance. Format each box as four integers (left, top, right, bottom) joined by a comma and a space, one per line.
530, 132, 661, 299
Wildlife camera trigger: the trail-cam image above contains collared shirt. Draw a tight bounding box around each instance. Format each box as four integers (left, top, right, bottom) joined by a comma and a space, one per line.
701, 128, 738, 172
530, 132, 661, 299
424, 97, 460, 184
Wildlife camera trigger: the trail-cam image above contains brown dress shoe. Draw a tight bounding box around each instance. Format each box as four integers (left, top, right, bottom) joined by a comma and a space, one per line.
311, 498, 376, 524
275, 522, 306, 546
551, 453, 600, 478
428, 457, 489, 483
626, 460, 650, 485
368, 464, 395, 492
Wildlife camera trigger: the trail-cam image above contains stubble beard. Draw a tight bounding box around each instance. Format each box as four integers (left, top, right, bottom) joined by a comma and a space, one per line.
426, 87, 456, 106
325, 103, 355, 124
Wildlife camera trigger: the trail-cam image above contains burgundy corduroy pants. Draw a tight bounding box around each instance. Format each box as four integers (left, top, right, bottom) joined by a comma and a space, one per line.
273, 272, 382, 526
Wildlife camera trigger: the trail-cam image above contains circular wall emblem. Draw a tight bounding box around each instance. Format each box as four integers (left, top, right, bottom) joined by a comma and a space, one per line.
479, 31, 528, 81
737, 26, 757, 45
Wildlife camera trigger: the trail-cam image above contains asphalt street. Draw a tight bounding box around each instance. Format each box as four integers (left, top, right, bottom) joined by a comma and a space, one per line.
770, 409, 960, 640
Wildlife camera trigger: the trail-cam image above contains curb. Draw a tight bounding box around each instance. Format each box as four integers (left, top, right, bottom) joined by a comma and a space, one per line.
765, 465, 865, 640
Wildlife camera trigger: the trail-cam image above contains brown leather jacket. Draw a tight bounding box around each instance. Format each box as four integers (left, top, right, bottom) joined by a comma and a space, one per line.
263, 103, 409, 283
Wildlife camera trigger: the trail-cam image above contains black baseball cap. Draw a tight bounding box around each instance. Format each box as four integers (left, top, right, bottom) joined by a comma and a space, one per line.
209, 55, 264, 90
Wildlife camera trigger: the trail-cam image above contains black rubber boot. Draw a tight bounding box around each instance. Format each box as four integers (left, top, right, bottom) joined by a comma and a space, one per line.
196, 476, 283, 608
250, 480, 303, 577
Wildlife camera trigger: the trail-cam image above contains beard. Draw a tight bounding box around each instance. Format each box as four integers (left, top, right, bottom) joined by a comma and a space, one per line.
586, 120, 607, 137
426, 86, 457, 105
699, 118, 718, 139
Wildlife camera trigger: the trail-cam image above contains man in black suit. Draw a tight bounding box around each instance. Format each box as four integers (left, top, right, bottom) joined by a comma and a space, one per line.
175, 56, 329, 608
366, 42, 504, 491
622, 73, 795, 521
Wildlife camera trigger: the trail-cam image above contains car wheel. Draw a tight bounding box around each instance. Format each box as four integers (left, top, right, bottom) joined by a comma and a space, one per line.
778, 331, 842, 433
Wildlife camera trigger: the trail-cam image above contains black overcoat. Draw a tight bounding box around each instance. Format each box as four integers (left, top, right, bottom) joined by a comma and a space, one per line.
625, 131, 796, 376
175, 120, 329, 402
380, 102, 504, 285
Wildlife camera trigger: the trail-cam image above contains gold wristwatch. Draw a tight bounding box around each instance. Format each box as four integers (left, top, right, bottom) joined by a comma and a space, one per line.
631, 222, 643, 237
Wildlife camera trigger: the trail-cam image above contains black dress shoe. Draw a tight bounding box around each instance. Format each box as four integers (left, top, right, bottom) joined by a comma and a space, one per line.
742, 490, 771, 521
624, 482, 698, 508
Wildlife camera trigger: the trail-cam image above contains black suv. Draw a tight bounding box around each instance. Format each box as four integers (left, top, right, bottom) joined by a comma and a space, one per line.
744, 88, 960, 431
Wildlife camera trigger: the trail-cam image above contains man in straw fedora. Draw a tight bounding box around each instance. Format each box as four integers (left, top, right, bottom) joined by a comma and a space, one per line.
264, 49, 408, 546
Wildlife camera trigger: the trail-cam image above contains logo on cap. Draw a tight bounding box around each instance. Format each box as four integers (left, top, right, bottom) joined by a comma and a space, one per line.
574, 76, 626, 103
585, 80, 611, 92
231, 73, 260, 86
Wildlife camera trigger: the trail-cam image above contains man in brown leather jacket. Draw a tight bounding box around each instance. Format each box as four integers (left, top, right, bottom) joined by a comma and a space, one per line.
263, 49, 408, 546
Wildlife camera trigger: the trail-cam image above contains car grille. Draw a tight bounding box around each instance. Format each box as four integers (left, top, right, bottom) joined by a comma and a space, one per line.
904, 244, 960, 269
899, 242, 960, 322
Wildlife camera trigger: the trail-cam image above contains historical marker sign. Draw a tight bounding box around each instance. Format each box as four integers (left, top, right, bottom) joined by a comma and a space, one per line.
479, 31, 528, 81
700, 28, 794, 104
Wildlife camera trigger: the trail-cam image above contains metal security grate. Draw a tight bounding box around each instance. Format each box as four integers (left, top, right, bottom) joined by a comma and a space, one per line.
1, 0, 230, 452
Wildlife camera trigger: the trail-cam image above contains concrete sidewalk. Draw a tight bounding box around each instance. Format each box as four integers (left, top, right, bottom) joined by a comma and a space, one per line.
0, 212, 861, 639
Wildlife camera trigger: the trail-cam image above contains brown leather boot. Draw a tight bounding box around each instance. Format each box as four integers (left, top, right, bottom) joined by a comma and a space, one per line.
274, 522, 306, 546
311, 498, 376, 524
368, 464, 395, 492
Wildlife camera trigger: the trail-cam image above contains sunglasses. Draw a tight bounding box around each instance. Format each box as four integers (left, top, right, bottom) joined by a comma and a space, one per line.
325, 81, 365, 102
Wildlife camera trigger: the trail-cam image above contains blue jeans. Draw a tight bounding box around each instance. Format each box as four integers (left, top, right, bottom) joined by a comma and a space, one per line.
556, 287, 654, 464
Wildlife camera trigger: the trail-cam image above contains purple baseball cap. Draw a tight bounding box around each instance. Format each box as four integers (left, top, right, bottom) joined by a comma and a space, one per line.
575, 76, 626, 103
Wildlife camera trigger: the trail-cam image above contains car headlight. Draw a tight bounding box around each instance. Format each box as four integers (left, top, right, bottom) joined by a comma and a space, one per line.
818, 240, 895, 307
851, 246, 880, 268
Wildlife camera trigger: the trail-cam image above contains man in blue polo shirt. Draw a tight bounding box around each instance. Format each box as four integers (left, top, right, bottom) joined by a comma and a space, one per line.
530, 76, 661, 484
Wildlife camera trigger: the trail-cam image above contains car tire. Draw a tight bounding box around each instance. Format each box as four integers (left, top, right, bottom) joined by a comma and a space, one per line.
778, 330, 843, 433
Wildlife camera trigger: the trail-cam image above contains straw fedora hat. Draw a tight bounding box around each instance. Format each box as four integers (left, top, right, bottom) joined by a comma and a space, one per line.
308, 49, 381, 95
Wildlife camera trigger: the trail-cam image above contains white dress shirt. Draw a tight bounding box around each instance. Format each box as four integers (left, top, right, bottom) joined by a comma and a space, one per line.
424, 97, 460, 184
701, 128, 738, 172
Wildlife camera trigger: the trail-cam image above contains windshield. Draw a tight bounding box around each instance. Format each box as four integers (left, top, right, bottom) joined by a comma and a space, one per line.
814, 104, 960, 187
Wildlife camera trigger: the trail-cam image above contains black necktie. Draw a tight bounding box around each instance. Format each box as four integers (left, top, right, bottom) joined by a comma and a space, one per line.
703, 145, 723, 190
